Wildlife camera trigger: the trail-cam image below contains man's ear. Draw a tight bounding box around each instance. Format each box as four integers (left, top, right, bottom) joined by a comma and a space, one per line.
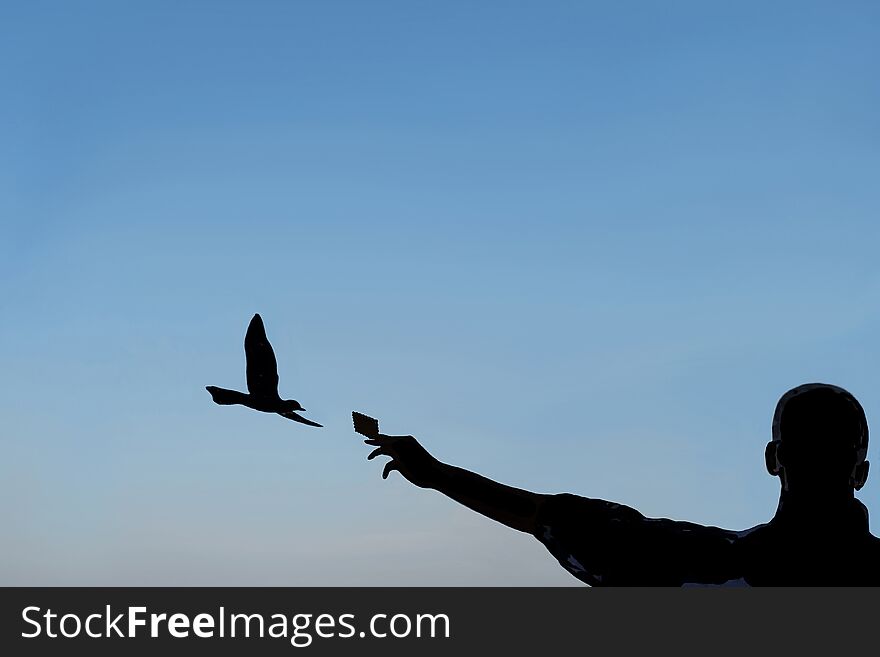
765, 441, 782, 476
851, 460, 869, 491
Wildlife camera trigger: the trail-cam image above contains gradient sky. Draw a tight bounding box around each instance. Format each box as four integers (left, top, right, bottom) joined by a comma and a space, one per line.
2, 1, 879, 585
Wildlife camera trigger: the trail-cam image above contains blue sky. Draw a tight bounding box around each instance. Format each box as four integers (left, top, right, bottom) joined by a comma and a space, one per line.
1, 1, 879, 584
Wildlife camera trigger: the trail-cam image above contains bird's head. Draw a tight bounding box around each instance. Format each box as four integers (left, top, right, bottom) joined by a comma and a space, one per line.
280, 399, 305, 413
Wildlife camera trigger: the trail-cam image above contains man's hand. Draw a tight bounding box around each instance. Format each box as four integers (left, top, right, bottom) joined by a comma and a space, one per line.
359, 422, 543, 534
364, 434, 442, 489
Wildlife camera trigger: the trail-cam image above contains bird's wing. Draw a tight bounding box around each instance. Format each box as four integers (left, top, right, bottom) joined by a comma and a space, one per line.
279, 410, 323, 428
244, 314, 280, 397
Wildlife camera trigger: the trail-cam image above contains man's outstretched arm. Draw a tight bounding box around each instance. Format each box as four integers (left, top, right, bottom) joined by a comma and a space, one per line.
363, 433, 547, 534
362, 429, 742, 586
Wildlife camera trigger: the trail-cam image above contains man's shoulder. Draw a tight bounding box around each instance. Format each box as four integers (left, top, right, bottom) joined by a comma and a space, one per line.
535, 493, 741, 585
731, 521, 880, 585
864, 531, 880, 552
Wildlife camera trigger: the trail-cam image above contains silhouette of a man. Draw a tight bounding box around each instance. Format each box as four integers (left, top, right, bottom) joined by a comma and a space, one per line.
363, 383, 880, 585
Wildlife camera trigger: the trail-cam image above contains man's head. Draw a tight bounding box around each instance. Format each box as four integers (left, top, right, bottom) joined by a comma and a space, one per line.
765, 383, 869, 494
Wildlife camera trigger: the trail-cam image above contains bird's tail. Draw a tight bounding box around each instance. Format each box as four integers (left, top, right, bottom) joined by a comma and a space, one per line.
206, 386, 247, 405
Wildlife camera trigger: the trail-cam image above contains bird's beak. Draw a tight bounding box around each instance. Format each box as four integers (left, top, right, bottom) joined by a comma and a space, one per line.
299, 407, 306, 412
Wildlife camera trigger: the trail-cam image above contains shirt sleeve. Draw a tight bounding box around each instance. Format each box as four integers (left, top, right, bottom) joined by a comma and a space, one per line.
533, 493, 741, 586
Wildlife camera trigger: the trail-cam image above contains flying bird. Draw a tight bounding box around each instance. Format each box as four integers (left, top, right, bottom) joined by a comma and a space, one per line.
206, 314, 322, 427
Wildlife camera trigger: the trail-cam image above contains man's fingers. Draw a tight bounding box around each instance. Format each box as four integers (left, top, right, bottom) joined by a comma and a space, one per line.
367, 447, 387, 461
382, 461, 400, 480
378, 434, 413, 441
364, 435, 406, 446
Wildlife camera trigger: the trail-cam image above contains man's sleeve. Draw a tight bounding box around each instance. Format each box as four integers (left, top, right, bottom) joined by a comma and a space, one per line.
533, 493, 741, 586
